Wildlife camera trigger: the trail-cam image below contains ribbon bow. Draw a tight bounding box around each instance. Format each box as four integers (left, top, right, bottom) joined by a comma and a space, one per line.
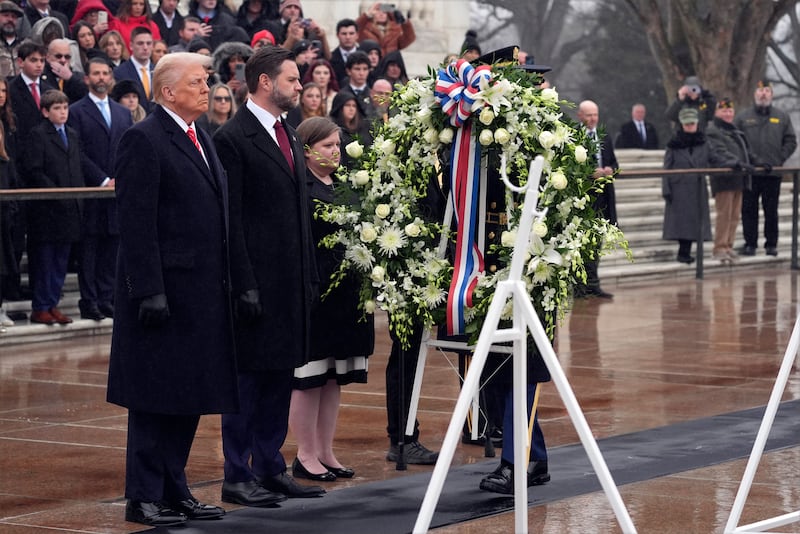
435, 59, 493, 127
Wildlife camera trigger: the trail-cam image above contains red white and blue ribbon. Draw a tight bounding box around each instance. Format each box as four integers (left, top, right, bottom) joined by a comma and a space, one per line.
435, 60, 492, 335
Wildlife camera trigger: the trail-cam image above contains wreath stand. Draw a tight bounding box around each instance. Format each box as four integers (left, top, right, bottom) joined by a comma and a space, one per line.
410, 156, 637, 534
724, 311, 800, 533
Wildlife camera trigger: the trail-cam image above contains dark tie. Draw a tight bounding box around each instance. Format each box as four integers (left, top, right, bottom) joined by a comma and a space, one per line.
30, 82, 40, 109
58, 127, 68, 148
186, 126, 202, 152
274, 120, 295, 173
638, 122, 646, 144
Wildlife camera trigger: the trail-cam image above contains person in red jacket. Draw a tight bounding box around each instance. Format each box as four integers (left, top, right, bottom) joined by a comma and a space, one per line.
108, 0, 161, 52
356, 2, 414, 57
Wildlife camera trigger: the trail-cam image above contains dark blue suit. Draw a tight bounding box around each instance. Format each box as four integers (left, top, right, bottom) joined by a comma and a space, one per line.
68, 95, 133, 315
107, 105, 238, 502
113, 60, 154, 113
213, 104, 316, 482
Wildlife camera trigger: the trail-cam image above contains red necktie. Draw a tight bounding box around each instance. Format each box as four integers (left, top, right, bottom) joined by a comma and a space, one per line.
30, 82, 40, 109
274, 120, 295, 173
186, 126, 202, 152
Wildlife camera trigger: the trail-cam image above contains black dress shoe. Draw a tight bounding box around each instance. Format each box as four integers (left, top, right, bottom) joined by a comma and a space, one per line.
80, 305, 105, 321
171, 498, 225, 520
292, 458, 336, 481
479, 460, 551, 495
766, 246, 778, 256
124, 500, 187, 527
98, 302, 115, 318
676, 254, 695, 264
221, 480, 287, 507
321, 461, 355, 478
258, 471, 326, 497
741, 245, 756, 256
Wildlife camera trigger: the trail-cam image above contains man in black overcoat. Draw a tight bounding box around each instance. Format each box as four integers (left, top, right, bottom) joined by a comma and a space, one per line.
213, 45, 323, 505
106, 52, 239, 528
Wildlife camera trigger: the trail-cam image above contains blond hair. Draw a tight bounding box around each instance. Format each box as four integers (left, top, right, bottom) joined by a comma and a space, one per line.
152, 52, 212, 105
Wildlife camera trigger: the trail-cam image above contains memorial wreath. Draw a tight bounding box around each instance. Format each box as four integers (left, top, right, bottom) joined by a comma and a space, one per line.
319, 58, 630, 349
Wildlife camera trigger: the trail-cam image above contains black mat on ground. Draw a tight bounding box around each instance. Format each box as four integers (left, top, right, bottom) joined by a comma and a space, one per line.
142, 400, 800, 534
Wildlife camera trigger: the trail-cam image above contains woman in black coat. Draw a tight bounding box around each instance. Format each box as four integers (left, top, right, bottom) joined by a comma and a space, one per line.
288, 117, 373, 482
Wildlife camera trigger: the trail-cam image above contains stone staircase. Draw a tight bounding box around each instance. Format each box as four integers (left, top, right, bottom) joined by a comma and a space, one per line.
1, 149, 795, 345
599, 149, 793, 285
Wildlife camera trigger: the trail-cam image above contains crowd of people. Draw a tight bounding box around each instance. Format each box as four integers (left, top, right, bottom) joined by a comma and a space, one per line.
0, 0, 797, 528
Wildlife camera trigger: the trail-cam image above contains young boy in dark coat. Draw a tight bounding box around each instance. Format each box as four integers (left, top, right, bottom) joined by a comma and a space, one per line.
24, 89, 84, 324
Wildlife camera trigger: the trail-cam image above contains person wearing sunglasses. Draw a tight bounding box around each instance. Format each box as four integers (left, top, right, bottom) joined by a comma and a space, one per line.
45, 38, 87, 103
196, 82, 236, 135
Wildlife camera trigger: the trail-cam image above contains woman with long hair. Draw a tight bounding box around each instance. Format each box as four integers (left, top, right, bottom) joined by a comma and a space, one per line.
72, 20, 108, 70
98, 30, 129, 67
289, 116, 373, 482
108, 0, 161, 51
285, 82, 325, 129
0, 82, 18, 327
196, 83, 237, 135
302, 59, 339, 115
329, 92, 371, 170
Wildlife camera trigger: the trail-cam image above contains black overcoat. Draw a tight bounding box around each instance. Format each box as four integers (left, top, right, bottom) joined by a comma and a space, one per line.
213, 104, 317, 372
23, 122, 83, 244
106, 105, 238, 415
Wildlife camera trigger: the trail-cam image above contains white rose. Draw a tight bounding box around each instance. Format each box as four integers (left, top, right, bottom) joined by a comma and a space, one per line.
364, 300, 376, 313
550, 169, 567, 190
405, 222, 421, 237
479, 129, 494, 146
416, 108, 432, 123
501, 230, 516, 247
352, 170, 370, 186
380, 139, 396, 155
371, 265, 385, 282
574, 145, 588, 163
423, 128, 439, 144
438, 128, 454, 144
360, 226, 377, 242
538, 130, 556, 149
345, 141, 364, 159
375, 204, 391, 218
494, 127, 511, 145
540, 87, 559, 103
533, 221, 548, 238
479, 107, 494, 125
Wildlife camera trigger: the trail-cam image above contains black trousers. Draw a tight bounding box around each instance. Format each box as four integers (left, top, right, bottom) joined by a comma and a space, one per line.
386, 328, 423, 443
742, 176, 781, 249
125, 410, 199, 502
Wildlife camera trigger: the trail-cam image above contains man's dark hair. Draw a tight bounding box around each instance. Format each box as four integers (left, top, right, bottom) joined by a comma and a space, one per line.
130, 26, 153, 41
180, 16, 202, 30
17, 39, 46, 60
345, 50, 369, 70
40, 89, 69, 110
336, 18, 356, 33
245, 46, 295, 93
86, 56, 114, 73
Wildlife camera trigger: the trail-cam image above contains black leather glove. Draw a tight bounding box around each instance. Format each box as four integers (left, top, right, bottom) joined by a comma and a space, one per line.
235, 289, 262, 321
138, 293, 170, 326
761, 163, 773, 174
393, 9, 405, 24
734, 161, 756, 173
663, 194, 672, 204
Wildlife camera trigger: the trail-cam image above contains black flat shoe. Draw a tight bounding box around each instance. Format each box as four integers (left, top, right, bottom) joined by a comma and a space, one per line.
171, 498, 225, 520
321, 461, 355, 478
292, 458, 336, 482
124, 500, 187, 527
676, 254, 695, 264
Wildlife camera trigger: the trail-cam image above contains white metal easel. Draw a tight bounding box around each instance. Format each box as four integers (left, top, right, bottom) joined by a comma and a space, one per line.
412, 156, 637, 534
724, 311, 800, 533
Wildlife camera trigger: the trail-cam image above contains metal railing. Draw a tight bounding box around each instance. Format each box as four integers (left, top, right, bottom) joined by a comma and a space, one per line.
2, 167, 799, 282
616, 166, 800, 279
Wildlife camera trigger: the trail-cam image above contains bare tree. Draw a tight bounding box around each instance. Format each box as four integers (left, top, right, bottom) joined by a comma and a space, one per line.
472, 0, 585, 66
622, 0, 799, 107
